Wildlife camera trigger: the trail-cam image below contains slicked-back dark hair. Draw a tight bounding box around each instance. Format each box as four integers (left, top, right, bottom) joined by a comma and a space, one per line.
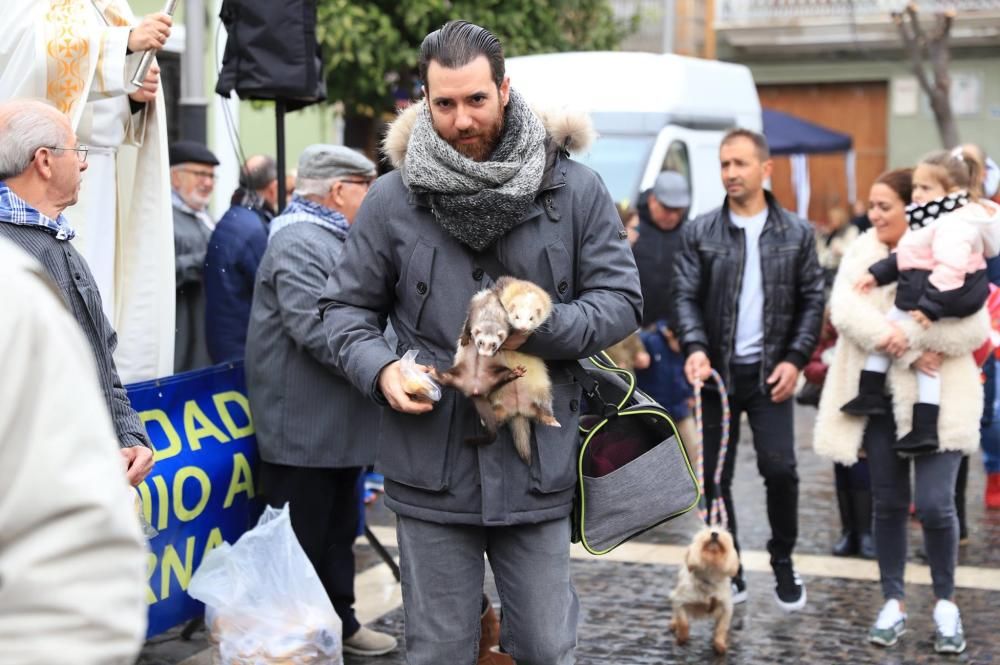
418, 20, 505, 93
721, 127, 770, 162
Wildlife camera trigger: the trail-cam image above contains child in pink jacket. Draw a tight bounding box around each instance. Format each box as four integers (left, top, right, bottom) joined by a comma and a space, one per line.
842, 148, 1000, 456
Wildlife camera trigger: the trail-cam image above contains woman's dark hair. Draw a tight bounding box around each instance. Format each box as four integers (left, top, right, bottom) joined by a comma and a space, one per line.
418, 20, 505, 93
874, 168, 913, 206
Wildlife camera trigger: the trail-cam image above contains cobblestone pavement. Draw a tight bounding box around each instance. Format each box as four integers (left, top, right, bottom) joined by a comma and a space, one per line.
139, 406, 1000, 664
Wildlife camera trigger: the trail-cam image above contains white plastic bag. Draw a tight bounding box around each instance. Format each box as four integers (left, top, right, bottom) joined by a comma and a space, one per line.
399, 349, 441, 401
188, 504, 343, 664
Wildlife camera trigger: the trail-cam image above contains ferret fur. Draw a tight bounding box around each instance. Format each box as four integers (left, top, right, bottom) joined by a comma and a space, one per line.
436, 289, 525, 445
490, 278, 560, 464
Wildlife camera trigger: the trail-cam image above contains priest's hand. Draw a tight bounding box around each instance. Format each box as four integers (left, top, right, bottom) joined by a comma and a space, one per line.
129, 12, 172, 53
129, 63, 160, 103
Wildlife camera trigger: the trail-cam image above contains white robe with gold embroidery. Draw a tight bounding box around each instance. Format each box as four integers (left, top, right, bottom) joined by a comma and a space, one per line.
0, 0, 175, 383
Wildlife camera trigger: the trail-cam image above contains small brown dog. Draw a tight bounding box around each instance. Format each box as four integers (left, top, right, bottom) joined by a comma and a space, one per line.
669, 527, 740, 654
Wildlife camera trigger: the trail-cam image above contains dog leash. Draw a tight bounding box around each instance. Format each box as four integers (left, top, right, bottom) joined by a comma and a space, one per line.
693, 369, 730, 528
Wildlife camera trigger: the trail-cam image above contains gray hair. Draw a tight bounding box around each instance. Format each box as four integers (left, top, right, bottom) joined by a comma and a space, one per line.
294, 177, 335, 198
0, 100, 68, 180
239, 154, 278, 192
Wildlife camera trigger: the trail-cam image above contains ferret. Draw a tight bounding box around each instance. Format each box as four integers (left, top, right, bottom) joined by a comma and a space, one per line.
490, 277, 560, 464
497, 276, 553, 332
436, 289, 526, 445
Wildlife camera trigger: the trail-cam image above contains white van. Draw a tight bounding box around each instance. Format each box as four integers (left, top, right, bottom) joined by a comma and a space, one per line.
504, 51, 762, 215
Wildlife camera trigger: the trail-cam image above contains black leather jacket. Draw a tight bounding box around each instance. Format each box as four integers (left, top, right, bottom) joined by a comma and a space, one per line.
672, 192, 825, 388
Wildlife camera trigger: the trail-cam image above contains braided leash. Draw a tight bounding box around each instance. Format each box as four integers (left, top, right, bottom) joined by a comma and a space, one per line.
693, 369, 731, 528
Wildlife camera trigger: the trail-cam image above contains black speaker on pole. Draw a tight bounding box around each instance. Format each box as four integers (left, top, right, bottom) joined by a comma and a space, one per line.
215, 0, 327, 211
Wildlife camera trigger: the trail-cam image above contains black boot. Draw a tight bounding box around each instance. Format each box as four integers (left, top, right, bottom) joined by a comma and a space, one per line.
841, 370, 891, 416
894, 403, 941, 457
832, 482, 857, 557
852, 489, 876, 559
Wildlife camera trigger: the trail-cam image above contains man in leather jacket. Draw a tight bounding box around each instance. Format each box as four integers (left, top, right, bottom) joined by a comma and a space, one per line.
673, 128, 824, 612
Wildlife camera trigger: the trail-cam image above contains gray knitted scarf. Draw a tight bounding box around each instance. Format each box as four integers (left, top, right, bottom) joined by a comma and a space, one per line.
401, 89, 547, 251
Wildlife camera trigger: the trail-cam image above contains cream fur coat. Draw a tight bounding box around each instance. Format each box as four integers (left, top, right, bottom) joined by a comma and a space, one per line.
813, 230, 989, 464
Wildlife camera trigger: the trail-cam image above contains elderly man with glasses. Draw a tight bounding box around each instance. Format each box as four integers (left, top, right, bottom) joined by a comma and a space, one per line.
0, 98, 155, 487
244, 145, 397, 657
169, 140, 219, 373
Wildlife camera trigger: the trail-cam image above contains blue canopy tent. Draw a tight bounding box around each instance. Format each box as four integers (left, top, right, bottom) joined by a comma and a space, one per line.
761, 108, 856, 219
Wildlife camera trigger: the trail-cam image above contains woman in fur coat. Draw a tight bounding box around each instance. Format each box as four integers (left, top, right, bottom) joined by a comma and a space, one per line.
814, 168, 988, 655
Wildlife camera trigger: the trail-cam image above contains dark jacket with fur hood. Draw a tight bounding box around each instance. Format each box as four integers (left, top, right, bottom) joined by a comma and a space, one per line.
318, 104, 643, 525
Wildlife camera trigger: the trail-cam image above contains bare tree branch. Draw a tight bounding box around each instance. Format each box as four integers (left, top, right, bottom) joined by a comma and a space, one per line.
894, 8, 933, 96
894, 4, 959, 148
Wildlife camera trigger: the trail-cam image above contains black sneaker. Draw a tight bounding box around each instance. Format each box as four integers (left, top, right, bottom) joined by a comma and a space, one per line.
731, 575, 748, 605
772, 558, 806, 611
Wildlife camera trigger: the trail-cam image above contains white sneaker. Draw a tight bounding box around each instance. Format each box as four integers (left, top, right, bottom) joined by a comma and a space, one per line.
933, 600, 966, 654
868, 599, 906, 647
343, 625, 399, 656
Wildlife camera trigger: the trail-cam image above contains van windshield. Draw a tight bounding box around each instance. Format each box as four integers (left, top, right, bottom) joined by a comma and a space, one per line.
575, 135, 655, 208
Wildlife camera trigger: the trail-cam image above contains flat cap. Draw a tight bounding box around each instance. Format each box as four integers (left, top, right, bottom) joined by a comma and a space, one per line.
169, 140, 220, 166
652, 171, 690, 209
298, 144, 375, 181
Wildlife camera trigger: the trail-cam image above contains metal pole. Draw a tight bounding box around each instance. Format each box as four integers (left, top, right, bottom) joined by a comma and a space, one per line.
180, 0, 208, 143
276, 100, 287, 213
662, 0, 676, 54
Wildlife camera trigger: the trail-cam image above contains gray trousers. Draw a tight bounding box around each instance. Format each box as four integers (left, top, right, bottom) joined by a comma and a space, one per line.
864, 413, 963, 600
396, 515, 578, 665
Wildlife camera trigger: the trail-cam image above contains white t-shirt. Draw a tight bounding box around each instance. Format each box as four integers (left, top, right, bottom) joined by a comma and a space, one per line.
730, 208, 769, 363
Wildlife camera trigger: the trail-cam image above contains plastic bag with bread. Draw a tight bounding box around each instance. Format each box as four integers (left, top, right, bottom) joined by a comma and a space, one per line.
189, 505, 343, 664
400, 349, 441, 401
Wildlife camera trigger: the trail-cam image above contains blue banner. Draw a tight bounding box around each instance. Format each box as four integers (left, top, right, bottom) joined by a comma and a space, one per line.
127, 363, 261, 638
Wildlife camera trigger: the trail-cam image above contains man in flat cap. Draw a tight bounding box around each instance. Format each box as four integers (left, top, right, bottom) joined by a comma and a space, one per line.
633, 170, 691, 327
170, 140, 219, 373
245, 145, 397, 657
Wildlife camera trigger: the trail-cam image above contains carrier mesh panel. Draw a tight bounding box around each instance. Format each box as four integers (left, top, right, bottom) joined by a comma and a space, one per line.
581, 412, 674, 478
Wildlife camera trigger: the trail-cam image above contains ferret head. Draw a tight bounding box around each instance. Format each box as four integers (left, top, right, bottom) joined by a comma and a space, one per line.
507, 294, 548, 331
471, 322, 507, 357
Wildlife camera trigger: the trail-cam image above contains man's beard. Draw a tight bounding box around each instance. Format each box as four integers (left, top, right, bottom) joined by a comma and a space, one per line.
448, 104, 505, 162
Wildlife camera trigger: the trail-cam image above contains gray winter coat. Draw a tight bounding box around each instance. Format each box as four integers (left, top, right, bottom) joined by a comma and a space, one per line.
246, 220, 379, 469
318, 119, 643, 526
172, 205, 212, 373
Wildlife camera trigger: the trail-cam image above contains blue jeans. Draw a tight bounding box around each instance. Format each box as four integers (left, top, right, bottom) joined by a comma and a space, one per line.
980, 357, 1000, 473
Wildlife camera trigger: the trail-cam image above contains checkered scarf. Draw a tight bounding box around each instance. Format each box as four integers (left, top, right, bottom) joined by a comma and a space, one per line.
0, 181, 75, 240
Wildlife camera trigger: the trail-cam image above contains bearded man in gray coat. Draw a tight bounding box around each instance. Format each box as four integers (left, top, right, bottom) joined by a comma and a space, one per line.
245, 145, 397, 657
319, 21, 642, 665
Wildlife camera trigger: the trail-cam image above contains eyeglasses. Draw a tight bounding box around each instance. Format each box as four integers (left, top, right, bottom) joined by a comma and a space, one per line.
36, 145, 89, 163
341, 178, 374, 189
176, 168, 216, 181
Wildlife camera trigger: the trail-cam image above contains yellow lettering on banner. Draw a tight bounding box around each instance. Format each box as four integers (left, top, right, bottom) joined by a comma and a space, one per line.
139, 409, 183, 461
203, 527, 225, 558
151, 475, 170, 531
173, 466, 211, 522
213, 391, 255, 439
183, 400, 232, 450
224, 452, 255, 508
160, 536, 196, 601
146, 551, 158, 604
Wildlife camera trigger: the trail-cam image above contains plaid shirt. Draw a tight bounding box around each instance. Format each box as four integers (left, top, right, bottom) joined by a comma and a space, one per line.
0, 181, 76, 240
